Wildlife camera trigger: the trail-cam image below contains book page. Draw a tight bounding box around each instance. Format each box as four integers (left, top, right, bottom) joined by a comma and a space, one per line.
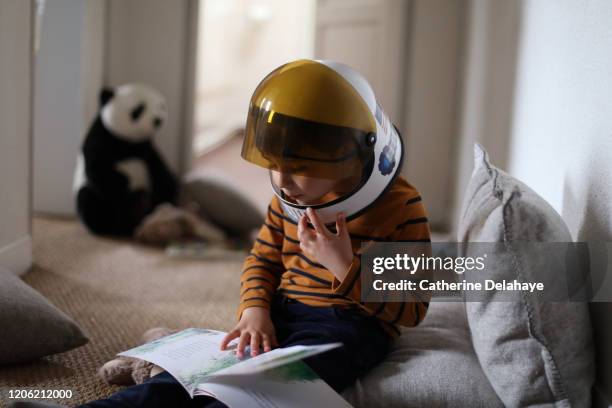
119, 328, 238, 396
197, 361, 353, 408
212, 343, 342, 377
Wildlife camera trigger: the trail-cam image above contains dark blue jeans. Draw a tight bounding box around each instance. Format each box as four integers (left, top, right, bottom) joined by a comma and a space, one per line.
78, 295, 392, 408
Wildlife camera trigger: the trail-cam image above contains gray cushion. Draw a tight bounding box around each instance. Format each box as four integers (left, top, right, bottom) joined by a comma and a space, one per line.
342, 302, 503, 408
0, 269, 88, 364
458, 144, 595, 407
182, 175, 264, 239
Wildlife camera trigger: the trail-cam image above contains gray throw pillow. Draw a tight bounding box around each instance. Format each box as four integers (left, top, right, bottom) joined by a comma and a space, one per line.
458, 144, 595, 407
342, 302, 503, 408
182, 175, 264, 239
0, 270, 88, 364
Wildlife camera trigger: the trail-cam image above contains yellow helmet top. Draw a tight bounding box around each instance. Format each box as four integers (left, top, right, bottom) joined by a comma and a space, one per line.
242, 59, 377, 180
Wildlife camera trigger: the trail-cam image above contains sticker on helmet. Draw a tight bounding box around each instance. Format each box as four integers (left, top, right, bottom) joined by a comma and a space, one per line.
376, 102, 397, 176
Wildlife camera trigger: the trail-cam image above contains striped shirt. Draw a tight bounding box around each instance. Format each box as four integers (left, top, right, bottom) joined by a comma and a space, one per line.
238, 175, 431, 337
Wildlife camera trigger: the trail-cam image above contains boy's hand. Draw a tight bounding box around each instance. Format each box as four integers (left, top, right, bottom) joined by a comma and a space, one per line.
220, 307, 278, 358
298, 208, 354, 282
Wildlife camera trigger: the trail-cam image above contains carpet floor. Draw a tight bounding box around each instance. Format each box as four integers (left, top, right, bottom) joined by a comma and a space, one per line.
0, 217, 243, 407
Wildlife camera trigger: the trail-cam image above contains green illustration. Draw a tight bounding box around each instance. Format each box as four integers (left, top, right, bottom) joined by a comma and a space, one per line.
176, 352, 242, 391
262, 361, 319, 383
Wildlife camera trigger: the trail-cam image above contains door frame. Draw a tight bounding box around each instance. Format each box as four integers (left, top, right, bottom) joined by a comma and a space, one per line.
178, 0, 200, 174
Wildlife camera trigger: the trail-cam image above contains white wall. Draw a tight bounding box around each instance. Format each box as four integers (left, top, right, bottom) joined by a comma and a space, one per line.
106, 0, 192, 173
33, 0, 105, 215
506, 1, 612, 404
0, 0, 33, 275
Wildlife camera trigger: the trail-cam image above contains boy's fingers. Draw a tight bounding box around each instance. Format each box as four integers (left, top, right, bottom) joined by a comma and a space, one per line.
298, 215, 314, 241
297, 215, 306, 238
262, 334, 271, 352
220, 329, 240, 350
307, 207, 331, 237
335, 212, 347, 236
250, 332, 260, 357
300, 241, 312, 255
237, 332, 250, 358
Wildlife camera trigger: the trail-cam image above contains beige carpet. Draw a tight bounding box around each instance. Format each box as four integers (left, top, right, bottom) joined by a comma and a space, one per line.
0, 217, 243, 407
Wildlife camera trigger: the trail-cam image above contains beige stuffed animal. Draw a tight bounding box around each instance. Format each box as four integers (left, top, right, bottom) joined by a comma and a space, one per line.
134, 203, 226, 246
98, 327, 178, 385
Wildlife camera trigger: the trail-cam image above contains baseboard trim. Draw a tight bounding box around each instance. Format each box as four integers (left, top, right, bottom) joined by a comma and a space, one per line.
0, 235, 32, 276
594, 384, 612, 408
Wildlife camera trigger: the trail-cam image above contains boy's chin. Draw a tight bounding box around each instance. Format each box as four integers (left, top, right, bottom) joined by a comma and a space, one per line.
285, 193, 325, 206
296, 194, 334, 206
285, 194, 309, 205
295, 196, 318, 206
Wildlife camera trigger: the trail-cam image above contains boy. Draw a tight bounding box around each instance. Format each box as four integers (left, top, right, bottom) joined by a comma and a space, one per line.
78, 60, 429, 407
221, 59, 430, 401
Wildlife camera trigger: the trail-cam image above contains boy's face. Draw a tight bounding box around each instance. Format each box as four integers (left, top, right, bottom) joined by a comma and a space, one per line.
270, 170, 339, 205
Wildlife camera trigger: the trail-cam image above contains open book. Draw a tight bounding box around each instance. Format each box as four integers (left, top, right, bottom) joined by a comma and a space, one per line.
119, 328, 353, 408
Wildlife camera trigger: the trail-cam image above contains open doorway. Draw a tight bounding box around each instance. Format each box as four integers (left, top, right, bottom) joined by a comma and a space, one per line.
189, 0, 316, 211
192, 0, 316, 155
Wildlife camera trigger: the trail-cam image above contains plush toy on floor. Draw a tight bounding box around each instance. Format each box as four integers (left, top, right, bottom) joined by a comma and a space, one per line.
73, 84, 225, 243
74, 84, 177, 236
98, 327, 178, 385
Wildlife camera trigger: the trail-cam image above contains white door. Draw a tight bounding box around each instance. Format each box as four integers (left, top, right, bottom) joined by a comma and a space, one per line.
314, 0, 409, 124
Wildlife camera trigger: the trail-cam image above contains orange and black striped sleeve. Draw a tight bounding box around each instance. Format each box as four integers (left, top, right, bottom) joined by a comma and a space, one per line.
237, 196, 285, 319
331, 193, 431, 332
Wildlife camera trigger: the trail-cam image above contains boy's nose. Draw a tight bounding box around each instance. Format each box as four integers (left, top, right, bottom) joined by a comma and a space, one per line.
277, 172, 293, 188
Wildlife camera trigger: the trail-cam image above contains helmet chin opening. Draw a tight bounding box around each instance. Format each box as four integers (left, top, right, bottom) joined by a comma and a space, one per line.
269, 157, 374, 212
272, 121, 404, 225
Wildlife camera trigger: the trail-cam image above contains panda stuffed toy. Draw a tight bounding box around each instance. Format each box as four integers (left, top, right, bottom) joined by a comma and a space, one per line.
74, 84, 178, 236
